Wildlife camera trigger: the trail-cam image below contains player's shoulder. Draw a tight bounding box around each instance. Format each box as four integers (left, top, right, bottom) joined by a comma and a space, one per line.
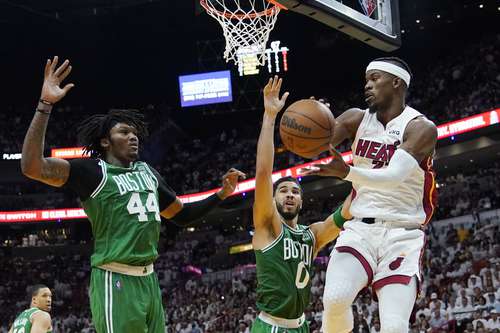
32, 310, 51, 322
69, 157, 101, 169
406, 106, 436, 127
338, 108, 366, 130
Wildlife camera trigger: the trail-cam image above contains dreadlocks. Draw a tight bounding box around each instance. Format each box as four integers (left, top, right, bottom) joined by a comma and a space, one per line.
77, 109, 148, 158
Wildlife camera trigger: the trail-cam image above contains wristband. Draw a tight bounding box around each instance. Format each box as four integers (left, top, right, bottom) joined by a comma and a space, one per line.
39, 99, 53, 106
332, 204, 347, 228
36, 107, 51, 115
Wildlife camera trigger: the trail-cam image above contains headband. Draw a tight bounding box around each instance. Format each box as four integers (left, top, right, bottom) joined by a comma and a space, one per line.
366, 61, 411, 87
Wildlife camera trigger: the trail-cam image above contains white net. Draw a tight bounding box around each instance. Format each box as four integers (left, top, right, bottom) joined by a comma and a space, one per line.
200, 0, 281, 66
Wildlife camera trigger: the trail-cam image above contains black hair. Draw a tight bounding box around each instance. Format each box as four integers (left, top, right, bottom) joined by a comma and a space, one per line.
373, 56, 413, 80
273, 176, 302, 196
29, 284, 49, 302
77, 109, 148, 158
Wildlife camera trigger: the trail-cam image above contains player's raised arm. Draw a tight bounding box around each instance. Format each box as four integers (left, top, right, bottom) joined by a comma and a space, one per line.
253, 76, 289, 230
21, 56, 75, 187
309, 192, 353, 257
30, 312, 52, 333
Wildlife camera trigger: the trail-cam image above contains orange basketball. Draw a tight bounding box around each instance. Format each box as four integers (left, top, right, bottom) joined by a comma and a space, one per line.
279, 99, 335, 159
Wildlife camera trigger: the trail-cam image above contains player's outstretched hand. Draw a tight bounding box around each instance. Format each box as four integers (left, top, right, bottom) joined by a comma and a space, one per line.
263, 75, 289, 117
40, 56, 75, 104
302, 145, 350, 179
217, 168, 246, 200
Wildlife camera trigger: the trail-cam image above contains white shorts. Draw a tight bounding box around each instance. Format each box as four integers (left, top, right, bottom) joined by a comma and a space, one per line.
333, 218, 426, 291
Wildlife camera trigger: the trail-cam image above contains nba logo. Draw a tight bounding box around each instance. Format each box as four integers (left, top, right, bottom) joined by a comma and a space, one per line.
115, 280, 122, 290
359, 0, 377, 17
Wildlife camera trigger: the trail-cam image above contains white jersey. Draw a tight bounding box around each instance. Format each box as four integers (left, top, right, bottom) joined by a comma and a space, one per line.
349, 106, 437, 225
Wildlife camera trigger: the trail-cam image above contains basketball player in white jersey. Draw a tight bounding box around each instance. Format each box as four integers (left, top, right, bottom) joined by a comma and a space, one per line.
305, 57, 438, 333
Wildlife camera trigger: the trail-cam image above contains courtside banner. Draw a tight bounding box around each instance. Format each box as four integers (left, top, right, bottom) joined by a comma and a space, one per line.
2, 109, 498, 223
0, 208, 86, 223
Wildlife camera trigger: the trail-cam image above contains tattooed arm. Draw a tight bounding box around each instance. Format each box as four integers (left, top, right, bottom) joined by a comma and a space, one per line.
21, 56, 75, 187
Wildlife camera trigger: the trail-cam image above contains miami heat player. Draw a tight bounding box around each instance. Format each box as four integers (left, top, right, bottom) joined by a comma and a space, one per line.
305, 57, 438, 333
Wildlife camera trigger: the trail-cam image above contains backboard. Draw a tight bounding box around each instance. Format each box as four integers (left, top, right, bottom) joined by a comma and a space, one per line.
272, 0, 401, 51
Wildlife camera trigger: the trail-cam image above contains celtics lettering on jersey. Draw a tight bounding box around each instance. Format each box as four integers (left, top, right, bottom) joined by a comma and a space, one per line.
255, 223, 315, 319
83, 160, 163, 267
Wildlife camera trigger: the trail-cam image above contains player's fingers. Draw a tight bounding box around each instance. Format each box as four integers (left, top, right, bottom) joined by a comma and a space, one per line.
59, 65, 72, 82
62, 83, 75, 94
49, 56, 59, 73
301, 168, 320, 176
329, 150, 341, 160
272, 75, 279, 90
281, 92, 290, 104
264, 77, 273, 91
54, 59, 70, 77
44, 59, 51, 77
276, 77, 283, 92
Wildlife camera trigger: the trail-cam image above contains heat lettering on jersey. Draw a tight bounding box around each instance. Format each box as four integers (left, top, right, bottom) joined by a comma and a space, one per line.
112, 171, 156, 195
354, 139, 400, 166
283, 238, 312, 265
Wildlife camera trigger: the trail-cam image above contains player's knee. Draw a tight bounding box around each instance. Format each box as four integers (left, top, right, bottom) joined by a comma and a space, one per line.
380, 314, 408, 333
322, 279, 355, 312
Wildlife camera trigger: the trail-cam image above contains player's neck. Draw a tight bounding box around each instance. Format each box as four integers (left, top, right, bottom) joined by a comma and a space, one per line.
105, 154, 133, 168
283, 218, 299, 229
376, 100, 405, 127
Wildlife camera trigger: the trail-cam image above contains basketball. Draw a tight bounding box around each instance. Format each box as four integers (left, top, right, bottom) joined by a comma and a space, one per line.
279, 99, 335, 159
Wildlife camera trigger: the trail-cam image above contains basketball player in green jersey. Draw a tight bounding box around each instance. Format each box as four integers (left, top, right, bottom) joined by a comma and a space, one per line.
9, 285, 52, 333
251, 76, 352, 333
20, 56, 245, 333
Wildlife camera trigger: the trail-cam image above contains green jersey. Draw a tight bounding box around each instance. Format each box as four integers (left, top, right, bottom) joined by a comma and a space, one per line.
66, 159, 176, 267
11, 308, 51, 333
254, 223, 316, 319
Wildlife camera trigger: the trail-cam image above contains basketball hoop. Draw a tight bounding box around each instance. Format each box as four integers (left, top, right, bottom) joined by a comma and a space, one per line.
200, 0, 286, 66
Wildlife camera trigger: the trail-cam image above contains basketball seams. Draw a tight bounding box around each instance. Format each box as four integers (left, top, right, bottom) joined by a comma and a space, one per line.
285, 110, 330, 131
280, 128, 331, 140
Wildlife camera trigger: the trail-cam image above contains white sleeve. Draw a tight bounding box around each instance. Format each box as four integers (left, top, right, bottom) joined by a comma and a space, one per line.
344, 148, 418, 188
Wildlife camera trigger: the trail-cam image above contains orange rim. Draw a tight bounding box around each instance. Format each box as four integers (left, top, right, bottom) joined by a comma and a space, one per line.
200, 0, 286, 20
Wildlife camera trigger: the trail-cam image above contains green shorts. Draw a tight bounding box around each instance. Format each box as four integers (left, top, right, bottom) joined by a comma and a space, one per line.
251, 316, 309, 333
90, 267, 165, 333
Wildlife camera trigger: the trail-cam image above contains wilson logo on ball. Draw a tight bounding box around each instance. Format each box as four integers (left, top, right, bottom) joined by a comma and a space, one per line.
281, 115, 312, 135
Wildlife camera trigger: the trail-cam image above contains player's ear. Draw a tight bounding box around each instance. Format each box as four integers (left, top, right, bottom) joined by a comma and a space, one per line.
100, 137, 110, 150
393, 77, 403, 89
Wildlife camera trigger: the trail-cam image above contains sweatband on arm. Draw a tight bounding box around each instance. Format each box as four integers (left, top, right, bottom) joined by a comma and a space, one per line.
332, 204, 347, 229
344, 148, 418, 188
170, 193, 222, 226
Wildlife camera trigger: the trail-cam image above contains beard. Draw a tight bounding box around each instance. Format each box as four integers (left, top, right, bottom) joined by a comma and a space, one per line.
276, 202, 300, 221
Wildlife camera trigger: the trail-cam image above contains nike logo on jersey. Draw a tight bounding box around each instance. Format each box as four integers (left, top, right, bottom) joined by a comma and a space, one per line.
354, 139, 400, 167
